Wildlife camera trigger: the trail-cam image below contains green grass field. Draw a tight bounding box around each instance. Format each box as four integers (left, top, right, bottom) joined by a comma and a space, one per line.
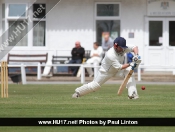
0, 84, 175, 132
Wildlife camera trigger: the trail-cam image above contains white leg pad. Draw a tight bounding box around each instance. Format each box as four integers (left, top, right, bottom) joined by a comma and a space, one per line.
127, 76, 138, 96
75, 81, 101, 96
124, 68, 138, 96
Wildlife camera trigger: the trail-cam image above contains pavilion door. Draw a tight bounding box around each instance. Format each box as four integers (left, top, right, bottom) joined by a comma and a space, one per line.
144, 17, 175, 69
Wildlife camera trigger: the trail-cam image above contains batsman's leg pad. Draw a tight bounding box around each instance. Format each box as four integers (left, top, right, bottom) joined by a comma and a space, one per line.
124, 68, 138, 96
75, 81, 101, 96
127, 75, 138, 96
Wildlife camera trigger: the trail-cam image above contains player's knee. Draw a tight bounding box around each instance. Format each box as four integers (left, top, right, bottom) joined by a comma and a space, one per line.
75, 81, 101, 96
88, 81, 101, 92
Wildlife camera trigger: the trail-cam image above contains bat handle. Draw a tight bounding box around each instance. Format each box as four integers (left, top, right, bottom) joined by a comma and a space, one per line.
131, 63, 137, 70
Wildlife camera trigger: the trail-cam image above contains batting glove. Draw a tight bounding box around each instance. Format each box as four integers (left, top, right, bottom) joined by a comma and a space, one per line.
129, 62, 137, 70
132, 55, 141, 63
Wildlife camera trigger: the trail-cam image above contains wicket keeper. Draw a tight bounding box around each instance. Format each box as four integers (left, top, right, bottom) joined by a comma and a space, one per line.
72, 37, 141, 99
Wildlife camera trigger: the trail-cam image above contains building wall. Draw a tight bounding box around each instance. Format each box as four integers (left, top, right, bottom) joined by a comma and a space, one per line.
47, 0, 95, 56
121, 0, 147, 59
47, 0, 146, 58
1, 0, 147, 62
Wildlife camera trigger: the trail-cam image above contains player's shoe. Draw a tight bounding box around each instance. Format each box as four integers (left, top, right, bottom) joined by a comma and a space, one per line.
128, 91, 139, 99
72, 92, 80, 98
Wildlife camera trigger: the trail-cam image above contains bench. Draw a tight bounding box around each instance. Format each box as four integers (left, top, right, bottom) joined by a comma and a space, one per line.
52, 50, 91, 64
52, 50, 91, 75
84, 50, 91, 60
52, 56, 71, 64
52, 56, 71, 75
7, 53, 48, 75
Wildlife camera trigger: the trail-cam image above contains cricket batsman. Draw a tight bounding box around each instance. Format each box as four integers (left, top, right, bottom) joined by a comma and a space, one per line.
72, 37, 141, 99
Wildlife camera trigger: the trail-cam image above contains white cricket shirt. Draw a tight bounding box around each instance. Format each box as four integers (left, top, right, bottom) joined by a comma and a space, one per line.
99, 45, 136, 74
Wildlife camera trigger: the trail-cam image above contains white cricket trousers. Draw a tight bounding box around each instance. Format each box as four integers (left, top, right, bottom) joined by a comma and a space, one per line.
93, 67, 138, 96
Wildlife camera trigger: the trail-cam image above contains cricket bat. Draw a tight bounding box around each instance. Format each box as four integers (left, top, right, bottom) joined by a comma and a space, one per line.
117, 59, 141, 95
117, 69, 134, 95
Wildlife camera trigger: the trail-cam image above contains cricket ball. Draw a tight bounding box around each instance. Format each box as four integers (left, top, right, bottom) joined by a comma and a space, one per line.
141, 86, 145, 90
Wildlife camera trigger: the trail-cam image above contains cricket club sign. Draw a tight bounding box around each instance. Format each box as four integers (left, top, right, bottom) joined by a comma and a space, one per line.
161, 1, 169, 9
147, 0, 175, 16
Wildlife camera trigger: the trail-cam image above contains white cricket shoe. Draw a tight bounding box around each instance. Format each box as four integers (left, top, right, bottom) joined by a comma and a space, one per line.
72, 92, 80, 98
128, 92, 139, 99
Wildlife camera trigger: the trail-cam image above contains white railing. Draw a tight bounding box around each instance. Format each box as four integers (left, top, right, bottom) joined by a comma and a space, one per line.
39, 63, 100, 84
1, 63, 100, 84
80, 64, 100, 84
0, 64, 27, 84
2, 63, 175, 84
137, 65, 175, 81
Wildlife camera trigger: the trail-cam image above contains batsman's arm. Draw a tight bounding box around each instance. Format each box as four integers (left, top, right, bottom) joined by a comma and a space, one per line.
132, 46, 139, 55
112, 55, 136, 71
121, 61, 137, 70
121, 63, 130, 70
117, 46, 139, 70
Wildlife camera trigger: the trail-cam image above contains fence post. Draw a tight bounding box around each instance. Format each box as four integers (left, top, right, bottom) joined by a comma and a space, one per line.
21, 63, 26, 84
94, 62, 99, 78
138, 65, 141, 81
81, 64, 85, 84
173, 69, 175, 75
37, 63, 41, 80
